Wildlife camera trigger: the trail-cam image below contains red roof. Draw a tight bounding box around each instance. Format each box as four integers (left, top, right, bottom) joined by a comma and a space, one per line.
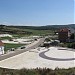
59, 28, 69, 32
0, 41, 4, 46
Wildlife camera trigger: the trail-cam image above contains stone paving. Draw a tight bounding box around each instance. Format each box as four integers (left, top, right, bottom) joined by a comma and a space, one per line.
0, 47, 74, 69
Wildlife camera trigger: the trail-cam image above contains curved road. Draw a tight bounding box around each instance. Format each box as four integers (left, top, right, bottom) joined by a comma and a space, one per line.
39, 49, 75, 61
0, 38, 45, 61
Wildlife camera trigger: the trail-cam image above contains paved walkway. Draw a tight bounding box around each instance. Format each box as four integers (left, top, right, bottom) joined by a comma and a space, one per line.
39, 48, 75, 61
0, 47, 74, 69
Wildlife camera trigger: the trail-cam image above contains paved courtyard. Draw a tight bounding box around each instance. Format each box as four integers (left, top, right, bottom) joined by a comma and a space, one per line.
0, 47, 75, 69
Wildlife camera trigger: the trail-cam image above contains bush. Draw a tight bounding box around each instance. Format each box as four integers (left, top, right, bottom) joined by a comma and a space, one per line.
67, 43, 75, 49
0, 67, 75, 75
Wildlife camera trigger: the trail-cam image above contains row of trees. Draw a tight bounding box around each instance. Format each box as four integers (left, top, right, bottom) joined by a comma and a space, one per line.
70, 33, 75, 40
0, 25, 32, 35
0, 67, 75, 75
67, 43, 75, 49
68, 33, 75, 49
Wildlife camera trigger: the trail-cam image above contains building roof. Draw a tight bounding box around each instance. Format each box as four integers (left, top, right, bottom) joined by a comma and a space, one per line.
0, 41, 4, 46
58, 28, 70, 32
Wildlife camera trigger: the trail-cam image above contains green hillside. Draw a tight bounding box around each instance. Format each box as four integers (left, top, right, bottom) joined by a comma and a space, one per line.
0, 24, 75, 36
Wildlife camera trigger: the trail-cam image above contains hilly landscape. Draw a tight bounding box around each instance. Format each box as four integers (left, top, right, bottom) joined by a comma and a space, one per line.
0, 24, 75, 36
6, 24, 75, 30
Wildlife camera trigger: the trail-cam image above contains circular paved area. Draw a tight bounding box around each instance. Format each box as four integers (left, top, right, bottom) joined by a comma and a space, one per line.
39, 47, 75, 61
0, 47, 75, 69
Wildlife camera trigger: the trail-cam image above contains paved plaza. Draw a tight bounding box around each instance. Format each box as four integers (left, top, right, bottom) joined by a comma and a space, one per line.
0, 47, 75, 69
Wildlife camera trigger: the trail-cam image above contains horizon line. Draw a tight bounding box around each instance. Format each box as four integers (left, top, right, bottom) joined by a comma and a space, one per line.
0, 23, 75, 26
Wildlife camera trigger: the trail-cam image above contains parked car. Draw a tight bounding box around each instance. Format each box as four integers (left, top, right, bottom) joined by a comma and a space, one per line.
11, 48, 15, 51
21, 46, 26, 49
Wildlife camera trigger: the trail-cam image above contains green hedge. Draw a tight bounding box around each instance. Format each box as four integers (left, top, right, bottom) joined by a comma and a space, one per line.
0, 67, 75, 75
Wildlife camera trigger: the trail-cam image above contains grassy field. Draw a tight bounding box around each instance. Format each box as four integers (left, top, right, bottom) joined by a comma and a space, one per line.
12, 34, 30, 38
0, 25, 55, 37
4, 43, 25, 52
24, 29, 54, 36
12, 29, 54, 37
0, 37, 12, 40
9, 29, 54, 38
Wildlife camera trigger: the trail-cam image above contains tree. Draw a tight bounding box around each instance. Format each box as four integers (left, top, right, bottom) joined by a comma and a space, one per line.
0, 25, 5, 29
70, 33, 74, 39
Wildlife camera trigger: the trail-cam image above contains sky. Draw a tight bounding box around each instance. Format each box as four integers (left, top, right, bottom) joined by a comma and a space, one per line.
0, 0, 74, 26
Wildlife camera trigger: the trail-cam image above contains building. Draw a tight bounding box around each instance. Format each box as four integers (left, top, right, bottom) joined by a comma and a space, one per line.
58, 28, 71, 42
0, 41, 4, 55
0, 34, 12, 37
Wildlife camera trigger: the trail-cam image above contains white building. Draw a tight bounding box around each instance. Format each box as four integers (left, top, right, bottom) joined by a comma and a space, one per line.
0, 34, 12, 37
0, 41, 4, 55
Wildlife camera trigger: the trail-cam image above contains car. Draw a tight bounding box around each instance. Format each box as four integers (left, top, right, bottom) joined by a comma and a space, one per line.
11, 48, 15, 51
21, 46, 25, 49
34, 39, 37, 41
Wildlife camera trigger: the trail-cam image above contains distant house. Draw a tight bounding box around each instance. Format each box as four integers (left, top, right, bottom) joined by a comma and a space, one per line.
0, 34, 12, 37
0, 41, 4, 55
44, 40, 60, 47
58, 28, 71, 42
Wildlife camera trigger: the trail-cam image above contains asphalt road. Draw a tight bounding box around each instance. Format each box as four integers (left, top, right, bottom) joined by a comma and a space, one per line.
0, 38, 45, 61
